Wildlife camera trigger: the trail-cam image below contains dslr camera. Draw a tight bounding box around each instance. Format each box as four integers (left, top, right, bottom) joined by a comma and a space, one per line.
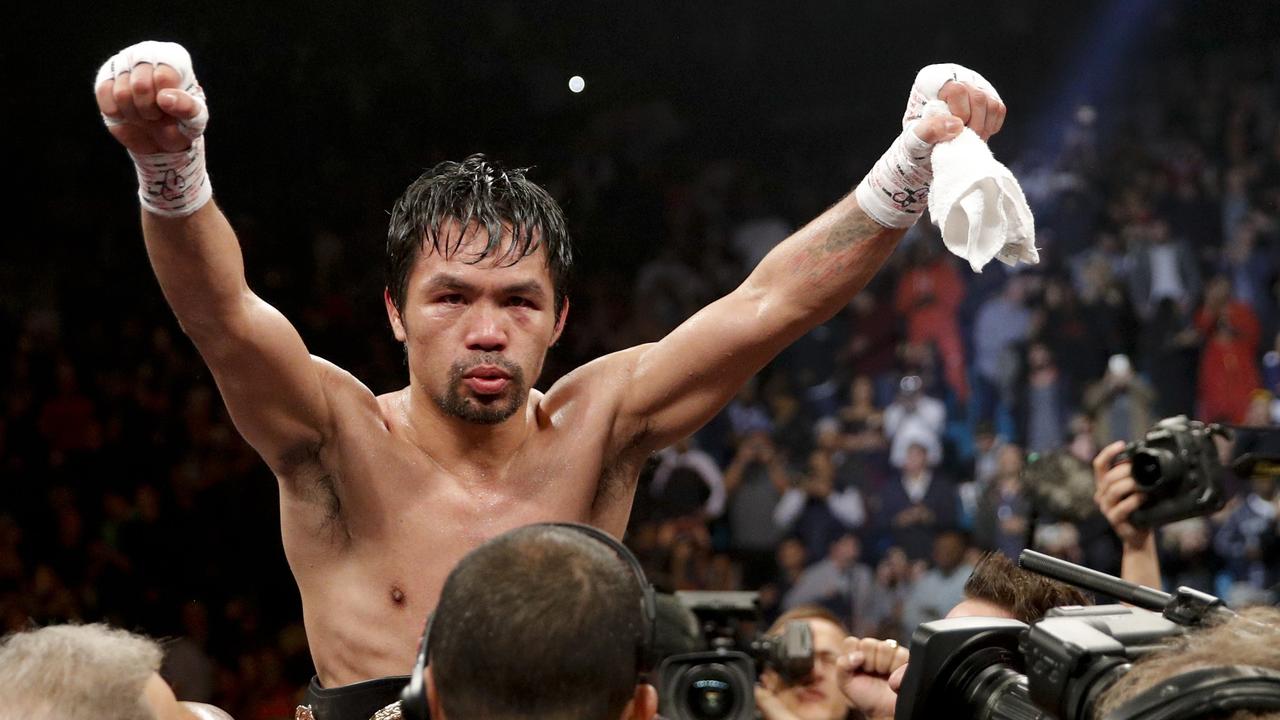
657, 591, 814, 720
1116, 415, 1230, 528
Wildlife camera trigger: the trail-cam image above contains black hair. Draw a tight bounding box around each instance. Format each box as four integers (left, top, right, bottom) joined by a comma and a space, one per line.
386, 154, 573, 315
430, 525, 641, 720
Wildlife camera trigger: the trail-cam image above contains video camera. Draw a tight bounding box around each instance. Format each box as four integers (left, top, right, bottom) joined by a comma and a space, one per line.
896, 550, 1279, 720
1116, 415, 1230, 529
656, 591, 814, 720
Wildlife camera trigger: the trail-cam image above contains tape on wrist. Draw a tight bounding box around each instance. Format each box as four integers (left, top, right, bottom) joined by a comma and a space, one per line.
854, 128, 933, 229
129, 137, 213, 217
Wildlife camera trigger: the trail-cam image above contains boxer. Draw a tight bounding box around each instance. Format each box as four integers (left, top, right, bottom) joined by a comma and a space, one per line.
94, 42, 1006, 718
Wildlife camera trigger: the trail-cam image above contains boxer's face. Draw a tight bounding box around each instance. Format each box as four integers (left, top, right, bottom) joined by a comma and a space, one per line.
388, 220, 566, 425
762, 619, 848, 720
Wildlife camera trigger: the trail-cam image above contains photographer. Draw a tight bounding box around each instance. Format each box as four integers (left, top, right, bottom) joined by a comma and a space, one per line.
836, 552, 1090, 720
0, 623, 234, 720
417, 524, 657, 720
1093, 440, 1164, 590
754, 606, 858, 720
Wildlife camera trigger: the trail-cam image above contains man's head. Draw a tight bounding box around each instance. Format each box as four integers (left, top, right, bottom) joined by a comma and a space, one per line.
948, 552, 1091, 623
932, 531, 969, 575
384, 155, 573, 425
829, 533, 861, 569
425, 524, 656, 720
0, 623, 188, 720
1093, 607, 1280, 720
761, 607, 851, 720
903, 442, 929, 475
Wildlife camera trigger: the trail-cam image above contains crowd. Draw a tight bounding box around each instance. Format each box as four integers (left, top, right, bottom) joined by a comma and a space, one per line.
4, 4, 1280, 718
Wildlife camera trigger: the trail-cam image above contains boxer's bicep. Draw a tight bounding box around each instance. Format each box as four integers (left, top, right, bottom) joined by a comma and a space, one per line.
610, 287, 799, 453
192, 293, 333, 471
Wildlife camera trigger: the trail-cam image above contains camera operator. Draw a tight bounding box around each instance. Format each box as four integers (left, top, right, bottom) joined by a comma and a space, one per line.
835, 552, 1089, 720
1092, 606, 1280, 720
415, 524, 657, 720
0, 623, 234, 720
754, 606, 858, 720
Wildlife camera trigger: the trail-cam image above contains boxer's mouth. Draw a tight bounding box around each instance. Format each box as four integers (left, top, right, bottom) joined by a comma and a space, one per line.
462, 366, 511, 394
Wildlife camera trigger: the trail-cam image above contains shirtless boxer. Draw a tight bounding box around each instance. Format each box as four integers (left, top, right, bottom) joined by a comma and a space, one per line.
93, 41, 1007, 714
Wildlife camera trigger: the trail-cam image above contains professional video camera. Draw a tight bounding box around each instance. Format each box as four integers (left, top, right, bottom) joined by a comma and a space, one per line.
657, 591, 814, 720
896, 550, 1279, 720
1117, 415, 1230, 529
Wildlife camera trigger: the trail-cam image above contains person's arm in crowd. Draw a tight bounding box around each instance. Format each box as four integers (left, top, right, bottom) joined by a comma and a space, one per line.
94, 45, 335, 477
828, 487, 867, 528
684, 450, 728, 518
1094, 441, 1162, 589
773, 487, 806, 530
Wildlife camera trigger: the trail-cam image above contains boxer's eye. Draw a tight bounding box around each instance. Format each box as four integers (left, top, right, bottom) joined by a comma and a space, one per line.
506, 296, 534, 308
438, 294, 466, 305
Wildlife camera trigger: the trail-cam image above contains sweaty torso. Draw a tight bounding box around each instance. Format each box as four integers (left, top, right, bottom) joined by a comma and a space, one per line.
277, 365, 645, 688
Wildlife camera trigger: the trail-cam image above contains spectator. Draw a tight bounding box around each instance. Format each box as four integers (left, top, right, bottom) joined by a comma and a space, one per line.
877, 444, 960, 561
1213, 475, 1280, 606
1018, 341, 1072, 454
724, 432, 791, 588
900, 531, 974, 639
650, 438, 726, 521
782, 533, 875, 636
1085, 354, 1156, 446
894, 243, 969, 402
775, 451, 866, 564
1196, 275, 1263, 423
883, 376, 946, 469
972, 275, 1032, 431
973, 444, 1031, 560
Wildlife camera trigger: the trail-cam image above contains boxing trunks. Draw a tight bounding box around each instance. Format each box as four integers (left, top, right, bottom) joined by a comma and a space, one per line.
296, 675, 409, 720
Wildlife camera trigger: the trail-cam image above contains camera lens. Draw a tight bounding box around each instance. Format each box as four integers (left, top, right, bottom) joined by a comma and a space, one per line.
1131, 448, 1183, 492
683, 665, 739, 719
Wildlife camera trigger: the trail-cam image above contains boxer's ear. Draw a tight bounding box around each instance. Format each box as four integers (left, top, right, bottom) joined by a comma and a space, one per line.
549, 297, 569, 347
385, 288, 407, 342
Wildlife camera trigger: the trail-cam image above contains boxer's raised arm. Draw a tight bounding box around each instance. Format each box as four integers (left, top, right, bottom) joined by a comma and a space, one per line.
609, 71, 1005, 455
96, 43, 331, 472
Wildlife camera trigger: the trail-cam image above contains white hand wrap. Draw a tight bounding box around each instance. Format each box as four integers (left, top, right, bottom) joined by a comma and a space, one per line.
854, 63, 999, 229
96, 41, 213, 217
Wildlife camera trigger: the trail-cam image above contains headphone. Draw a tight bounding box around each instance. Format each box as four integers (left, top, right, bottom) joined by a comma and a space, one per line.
1104, 665, 1280, 720
398, 522, 657, 720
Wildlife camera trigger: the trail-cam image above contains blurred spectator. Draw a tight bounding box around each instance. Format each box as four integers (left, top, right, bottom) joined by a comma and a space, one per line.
1085, 354, 1155, 445
1125, 218, 1201, 322
972, 275, 1032, 432
883, 375, 945, 469
650, 438, 726, 521
1141, 298, 1201, 418
1196, 275, 1262, 423
724, 432, 790, 588
782, 532, 874, 635
894, 243, 969, 402
1213, 475, 1279, 606
901, 531, 974, 639
1017, 341, 1072, 454
840, 293, 899, 398
876, 443, 960, 561
774, 451, 865, 564
973, 444, 1031, 560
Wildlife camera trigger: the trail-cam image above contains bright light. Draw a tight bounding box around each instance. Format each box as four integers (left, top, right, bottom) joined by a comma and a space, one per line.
568, 75, 585, 93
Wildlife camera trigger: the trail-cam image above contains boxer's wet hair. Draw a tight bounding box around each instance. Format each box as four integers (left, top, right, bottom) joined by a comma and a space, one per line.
386, 154, 573, 315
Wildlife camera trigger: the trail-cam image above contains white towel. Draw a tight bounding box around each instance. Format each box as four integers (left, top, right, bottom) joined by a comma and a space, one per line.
922, 99, 1039, 272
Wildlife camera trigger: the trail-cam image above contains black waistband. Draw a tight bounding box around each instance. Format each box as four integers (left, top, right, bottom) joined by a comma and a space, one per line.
303, 675, 410, 720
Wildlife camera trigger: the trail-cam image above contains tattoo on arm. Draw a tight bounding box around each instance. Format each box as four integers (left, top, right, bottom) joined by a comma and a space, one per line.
795, 206, 894, 285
